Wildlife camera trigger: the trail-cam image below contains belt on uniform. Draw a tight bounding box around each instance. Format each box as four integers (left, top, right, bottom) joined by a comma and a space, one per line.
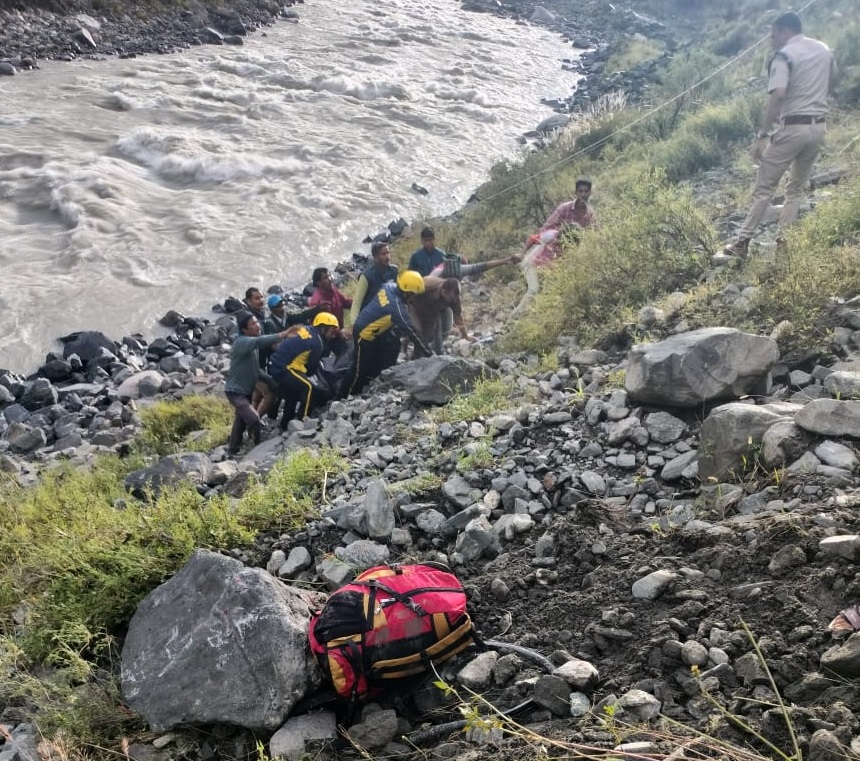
782, 114, 826, 125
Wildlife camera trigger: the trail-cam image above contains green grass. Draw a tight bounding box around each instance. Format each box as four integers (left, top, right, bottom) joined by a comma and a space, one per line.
430, 376, 518, 424
138, 394, 233, 455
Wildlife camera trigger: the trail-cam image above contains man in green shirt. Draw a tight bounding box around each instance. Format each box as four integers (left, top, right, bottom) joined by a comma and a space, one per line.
224, 311, 292, 456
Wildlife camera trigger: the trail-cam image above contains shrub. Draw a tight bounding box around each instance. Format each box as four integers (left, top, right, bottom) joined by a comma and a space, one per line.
138, 394, 233, 454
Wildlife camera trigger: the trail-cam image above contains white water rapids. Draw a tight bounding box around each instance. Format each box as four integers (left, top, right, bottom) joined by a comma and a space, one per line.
0, 0, 577, 373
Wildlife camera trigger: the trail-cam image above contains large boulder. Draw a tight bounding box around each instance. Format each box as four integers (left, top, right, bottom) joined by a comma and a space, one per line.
381, 356, 497, 405
59, 330, 118, 365
626, 328, 778, 408
698, 402, 801, 481
121, 549, 321, 732
795, 399, 860, 437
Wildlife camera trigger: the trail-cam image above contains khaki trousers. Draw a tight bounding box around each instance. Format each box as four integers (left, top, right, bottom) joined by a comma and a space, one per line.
739, 121, 826, 240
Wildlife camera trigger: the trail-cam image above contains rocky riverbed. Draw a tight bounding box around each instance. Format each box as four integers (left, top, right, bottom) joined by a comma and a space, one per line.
3, 253, 860, 761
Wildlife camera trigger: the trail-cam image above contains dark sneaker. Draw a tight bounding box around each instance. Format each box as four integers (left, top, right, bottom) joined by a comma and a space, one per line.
722, 238, 750, 258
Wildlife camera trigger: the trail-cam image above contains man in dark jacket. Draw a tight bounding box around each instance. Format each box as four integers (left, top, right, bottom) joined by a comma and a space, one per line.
268, 312, 340, 429
349, 271, 431, 396
408, 227, 448, 276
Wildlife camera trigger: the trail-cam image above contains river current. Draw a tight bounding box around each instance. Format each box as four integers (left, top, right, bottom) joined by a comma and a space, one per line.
0, 0, 577, 373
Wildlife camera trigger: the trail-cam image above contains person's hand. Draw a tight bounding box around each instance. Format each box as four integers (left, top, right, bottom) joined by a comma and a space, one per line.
465, 334, 478, 343
341, 328, 352, 340
508, 254, 522, 265
751, 136, 768, 163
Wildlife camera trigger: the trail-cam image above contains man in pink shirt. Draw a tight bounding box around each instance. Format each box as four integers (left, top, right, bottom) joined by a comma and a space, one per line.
308, 267, 353, 336
513, 178, 598, 314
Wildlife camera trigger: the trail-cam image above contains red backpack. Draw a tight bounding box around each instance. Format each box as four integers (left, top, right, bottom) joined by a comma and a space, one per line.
308, 563, 475, 702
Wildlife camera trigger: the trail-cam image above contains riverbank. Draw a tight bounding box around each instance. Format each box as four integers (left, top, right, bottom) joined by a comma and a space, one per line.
2, 2, 860, 760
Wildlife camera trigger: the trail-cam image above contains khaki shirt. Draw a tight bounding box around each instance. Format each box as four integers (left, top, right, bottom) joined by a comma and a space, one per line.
768, 33, 836, 118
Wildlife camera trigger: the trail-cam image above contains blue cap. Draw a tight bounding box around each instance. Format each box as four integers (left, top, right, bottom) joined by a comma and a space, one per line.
267, 294, 284, 309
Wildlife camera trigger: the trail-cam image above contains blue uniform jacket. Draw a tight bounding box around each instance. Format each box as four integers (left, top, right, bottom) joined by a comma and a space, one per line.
268, 325, 325, 380
353, 282, 426, 352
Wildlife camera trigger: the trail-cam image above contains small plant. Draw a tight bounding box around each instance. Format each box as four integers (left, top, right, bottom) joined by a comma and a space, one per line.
391, 471, 443, 497
139, 394, 233, 454
431, 376, 517, 424
457, 440, 495, 472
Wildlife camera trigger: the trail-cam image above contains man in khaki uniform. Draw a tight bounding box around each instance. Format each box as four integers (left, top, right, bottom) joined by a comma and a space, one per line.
723, 12, 836, 257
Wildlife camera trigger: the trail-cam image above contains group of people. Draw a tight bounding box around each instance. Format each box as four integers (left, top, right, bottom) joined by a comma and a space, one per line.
224, 11, 836, 454
223, 229, 520, 455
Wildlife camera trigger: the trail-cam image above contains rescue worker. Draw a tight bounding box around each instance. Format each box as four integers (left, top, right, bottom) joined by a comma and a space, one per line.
268, 312, 340, 429
349, 270, 432, 395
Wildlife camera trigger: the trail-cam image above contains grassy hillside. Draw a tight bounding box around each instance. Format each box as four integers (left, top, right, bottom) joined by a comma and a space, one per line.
395, 0, 860, 358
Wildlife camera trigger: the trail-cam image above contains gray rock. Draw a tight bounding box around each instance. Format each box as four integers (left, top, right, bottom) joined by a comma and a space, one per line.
457, 651, 498, 690
552, 659, 599, 691
455, 516, 494, 561
415, 508, 446, 535
443, 475, 479, 509
818, 535, 860, 560
643, 411, 686, 443
335, 540, 390, 569
680, 640, 709, 667
698, 402, 800, 480
6, 422, 46, 453
346, 708, 398, 750
660, 450, 698, 481
533, 674, 572, 716
767, 545, 806, 574
820, 634, 860, 679
124, 452, 212, 499
760, 420, 813, 469
363, 480, 395, 539
269, 712, 337, 761
381, 356, 497, 405
21, 378, 58, 411
632, 569, 676, 601
316, 557, 354, 590
823, 370, 860, 399
808, 729, 851, 761
117, 371, 167, 399
279, 547, 312, 578
580, 470, 606, 495
618, 688, 661, 721
120, 550, 320, 732
814, 440, 858, 471
626, 328, 778, 407
3, 403, 29, 425
795, 399, 860, 437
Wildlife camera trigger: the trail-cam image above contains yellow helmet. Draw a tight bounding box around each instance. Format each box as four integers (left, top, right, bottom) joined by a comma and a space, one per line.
312, 312, 339, 328
397, 270, 425, 294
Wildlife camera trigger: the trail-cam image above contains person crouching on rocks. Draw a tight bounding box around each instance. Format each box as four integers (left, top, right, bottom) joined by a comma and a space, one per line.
349, 271, 432, 396
225, 311, 294, 456
407, 276, 474, 357
268, 312, 340, 429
